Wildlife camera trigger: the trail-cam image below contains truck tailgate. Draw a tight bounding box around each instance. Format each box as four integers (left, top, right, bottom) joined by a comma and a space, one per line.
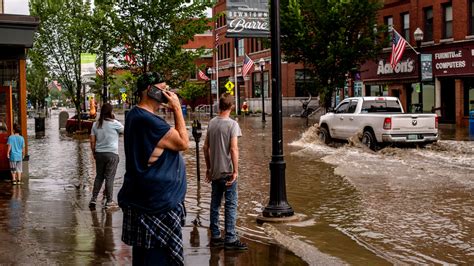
391, 114, 436, 132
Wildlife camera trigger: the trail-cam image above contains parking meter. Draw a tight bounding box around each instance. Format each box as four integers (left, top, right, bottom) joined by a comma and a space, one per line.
192, 120, 202, 181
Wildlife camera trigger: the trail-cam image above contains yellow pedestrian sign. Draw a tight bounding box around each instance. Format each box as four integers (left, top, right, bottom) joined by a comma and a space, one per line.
225, 81, 235, 95
121, 93, 127, 102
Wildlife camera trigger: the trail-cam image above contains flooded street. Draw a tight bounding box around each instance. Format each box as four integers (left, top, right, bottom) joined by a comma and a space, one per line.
0, 110, 472, 264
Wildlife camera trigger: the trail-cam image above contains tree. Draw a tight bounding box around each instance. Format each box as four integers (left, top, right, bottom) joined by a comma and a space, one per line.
26, 49, 49, 110
107, 0, 212, 89
178, 81, 208, 111
280, 0, 387, 108
30, 0, 97, 128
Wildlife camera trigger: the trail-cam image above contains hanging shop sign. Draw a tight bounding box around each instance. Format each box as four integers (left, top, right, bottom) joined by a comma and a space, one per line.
226, 0, 270, 38
376, 58, 415, 75
421, 54, 433, 81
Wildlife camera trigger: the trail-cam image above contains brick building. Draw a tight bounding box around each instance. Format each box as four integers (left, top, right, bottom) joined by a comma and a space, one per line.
360, 0, 474, 127
212, 0, 308, 114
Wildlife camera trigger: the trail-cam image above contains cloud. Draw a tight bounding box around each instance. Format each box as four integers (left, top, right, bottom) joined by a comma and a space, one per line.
4, 0, 30, 15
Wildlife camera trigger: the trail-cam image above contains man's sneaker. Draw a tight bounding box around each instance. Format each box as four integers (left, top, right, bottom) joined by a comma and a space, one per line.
104, 201, 119, 209
224, 240, 248, 251
209, 238, 224, 248
88, 199, 96, 209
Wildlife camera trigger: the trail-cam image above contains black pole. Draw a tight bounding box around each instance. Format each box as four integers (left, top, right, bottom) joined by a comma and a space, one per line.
103, 39, 108, 103
261, 66, 265, 122
209, 79, 213, 118
417, 41, 423, 112
195, 140, 200, 181
262, 0, 294, 218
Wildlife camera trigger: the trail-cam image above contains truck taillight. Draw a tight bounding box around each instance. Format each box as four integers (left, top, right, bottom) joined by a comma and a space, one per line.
383, 117, 392, 130
435, 116, 438, 129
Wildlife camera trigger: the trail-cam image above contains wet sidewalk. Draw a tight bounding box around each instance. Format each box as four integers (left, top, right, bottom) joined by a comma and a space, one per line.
0, 179, 306, 265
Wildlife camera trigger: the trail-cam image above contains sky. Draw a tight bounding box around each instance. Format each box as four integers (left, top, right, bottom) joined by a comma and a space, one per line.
4, 0, 29, 15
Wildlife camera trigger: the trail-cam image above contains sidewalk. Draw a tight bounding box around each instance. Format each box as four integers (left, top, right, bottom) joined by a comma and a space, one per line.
0, 179, 306, 265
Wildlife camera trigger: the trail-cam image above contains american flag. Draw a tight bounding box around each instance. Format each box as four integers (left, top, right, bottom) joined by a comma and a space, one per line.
390, 30, 407, 69
125, 44, 136, 65
96, 66, 104, 76
198, 69, 210, 81
242, 54, 254, 77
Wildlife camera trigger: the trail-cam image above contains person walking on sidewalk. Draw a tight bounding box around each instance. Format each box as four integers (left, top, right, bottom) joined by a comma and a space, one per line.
7, 124, 25, 185
203, 93, 248, 251
89, 103, 124, 209
118, 72, 189, 265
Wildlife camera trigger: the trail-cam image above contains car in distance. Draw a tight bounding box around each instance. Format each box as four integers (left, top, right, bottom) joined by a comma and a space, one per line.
65, 113, 94, 133
318, 97, 438, 150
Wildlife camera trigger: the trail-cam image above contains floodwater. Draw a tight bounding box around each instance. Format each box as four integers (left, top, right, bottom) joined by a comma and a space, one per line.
0, 110, 472, 265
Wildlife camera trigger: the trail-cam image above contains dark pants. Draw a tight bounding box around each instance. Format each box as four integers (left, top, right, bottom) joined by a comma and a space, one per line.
132, 246, 170, 266
92, 152, 119, 202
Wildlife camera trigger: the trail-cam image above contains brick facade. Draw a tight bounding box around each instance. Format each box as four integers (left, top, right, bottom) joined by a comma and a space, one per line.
361, 0, 474, 127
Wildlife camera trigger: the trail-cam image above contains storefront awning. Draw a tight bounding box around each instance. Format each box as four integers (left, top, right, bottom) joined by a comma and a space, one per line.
0, 14, 39, 48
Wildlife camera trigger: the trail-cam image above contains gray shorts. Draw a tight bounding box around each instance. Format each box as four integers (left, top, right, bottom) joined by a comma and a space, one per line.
10, 161, 23, 173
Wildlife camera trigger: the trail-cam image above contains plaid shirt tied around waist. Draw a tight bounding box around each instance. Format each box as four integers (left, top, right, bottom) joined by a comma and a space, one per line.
122, 202, 186, 265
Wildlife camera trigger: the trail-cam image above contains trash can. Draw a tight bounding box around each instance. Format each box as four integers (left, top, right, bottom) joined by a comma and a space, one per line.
35, 117, 45, 136
469, 110, 474, 136
181, 105, 187, 117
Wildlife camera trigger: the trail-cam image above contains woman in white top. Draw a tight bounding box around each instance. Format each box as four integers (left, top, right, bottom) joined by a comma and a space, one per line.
89, 103, 124, 209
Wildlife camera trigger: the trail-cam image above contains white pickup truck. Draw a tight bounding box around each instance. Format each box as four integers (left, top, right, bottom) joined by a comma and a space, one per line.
318, 97, 438, 150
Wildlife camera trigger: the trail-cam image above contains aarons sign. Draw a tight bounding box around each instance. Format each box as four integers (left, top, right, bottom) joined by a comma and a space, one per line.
377, 59, 415, 75
226, 0, 270, 38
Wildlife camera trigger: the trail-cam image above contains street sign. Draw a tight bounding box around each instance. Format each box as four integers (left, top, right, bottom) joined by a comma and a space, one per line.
225, 81, 235, 95
211, 80, 217, 94
121, 93, 127, 101
119, 87, 126, 93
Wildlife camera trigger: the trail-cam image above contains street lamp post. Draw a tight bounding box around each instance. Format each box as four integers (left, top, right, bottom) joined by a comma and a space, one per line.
260, 0, 295, 219
414, 27, 424, 112
207, 67, 213, 118
255, 58, 266, 122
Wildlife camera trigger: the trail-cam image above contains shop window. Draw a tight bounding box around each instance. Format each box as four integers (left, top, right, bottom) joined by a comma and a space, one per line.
252, 71, 268, 98
401, 13, 410, 42
295, 69, 316, 97
0, 60, 19, 127
464, 78, 474, 116
366, 85, 387, 96
443, 4, 453, 39
424, 7, 433, 41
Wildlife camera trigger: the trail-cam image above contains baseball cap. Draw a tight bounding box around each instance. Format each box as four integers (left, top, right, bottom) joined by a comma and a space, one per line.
135, 72, 165, 96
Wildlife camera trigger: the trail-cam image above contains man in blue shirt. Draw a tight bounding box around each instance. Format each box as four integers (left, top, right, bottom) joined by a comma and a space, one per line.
7, 124, 25, 185
118, 72, 189, 265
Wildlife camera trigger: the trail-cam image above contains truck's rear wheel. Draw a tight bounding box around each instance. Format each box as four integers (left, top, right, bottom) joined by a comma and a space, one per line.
361, 130, 377, 151
319, 127, 332, 145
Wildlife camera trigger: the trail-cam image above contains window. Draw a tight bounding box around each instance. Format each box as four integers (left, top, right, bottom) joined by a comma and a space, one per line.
335, 102, 349, 113
361, 100, 402, 113
238, 39, 244, 57
252, 71, 269, 98
443, 4, 453, 39
347, 100, 358, 113
464, 78, 474, 116
401, 13, 410, 42
295, 70, 316, 97
471, 0, 474, 35
424, 7, 433, 41
384, 16, 393, 47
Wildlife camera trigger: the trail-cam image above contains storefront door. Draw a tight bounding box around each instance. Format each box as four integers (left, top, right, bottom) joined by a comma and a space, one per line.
440, 79, 456, 123
0, 86, 13, 171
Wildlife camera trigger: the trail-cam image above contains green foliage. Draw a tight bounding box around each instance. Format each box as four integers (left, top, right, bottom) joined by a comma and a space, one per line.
108, 71, 136, 102
281, 0, 387, 107
26, 50, 48, 109
107, 0, 212, 84
30, 0, 97, 117
178, 81, 208, 111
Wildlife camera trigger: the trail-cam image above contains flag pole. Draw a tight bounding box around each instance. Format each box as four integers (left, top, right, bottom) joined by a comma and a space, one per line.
391, 26, 420, 54
234, 38, 238, 114
215, 35, 219, 108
